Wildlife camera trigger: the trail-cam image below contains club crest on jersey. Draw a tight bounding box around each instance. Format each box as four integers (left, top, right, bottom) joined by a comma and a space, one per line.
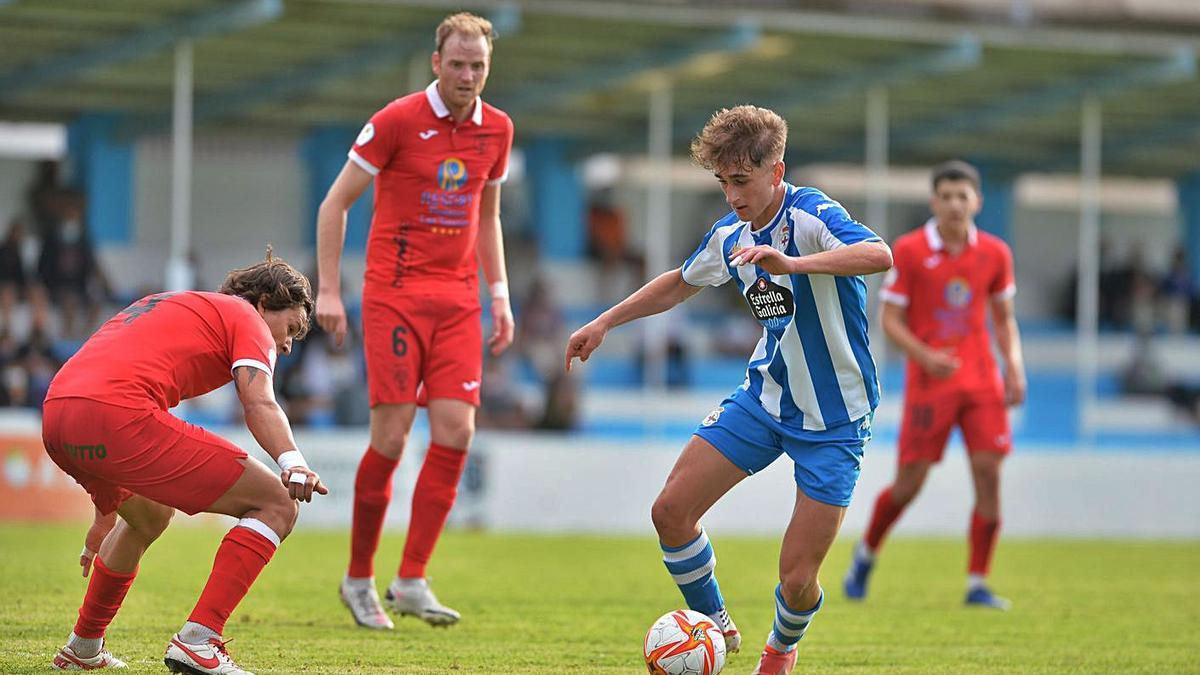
745, 277, 795, 330
701, 406, 724, 427
356, 122, 375, 146
437, 157, 468, 191
944, 277, 972, 308
779, 223, 791, 247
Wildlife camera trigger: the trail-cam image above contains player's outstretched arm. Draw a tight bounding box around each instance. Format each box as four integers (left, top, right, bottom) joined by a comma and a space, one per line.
565, 268, 701, 371
316, 161, 373, 346
233, 365, 329, 502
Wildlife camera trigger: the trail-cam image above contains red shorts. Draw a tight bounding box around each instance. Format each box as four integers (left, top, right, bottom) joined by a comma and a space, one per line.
42, 398, 247, 515
898, 389, 1011, 465
362, 289, 482, 407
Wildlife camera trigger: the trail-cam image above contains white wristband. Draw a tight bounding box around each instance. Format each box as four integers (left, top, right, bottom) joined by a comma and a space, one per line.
490, 281, 509, 301
276, 450, 307, 472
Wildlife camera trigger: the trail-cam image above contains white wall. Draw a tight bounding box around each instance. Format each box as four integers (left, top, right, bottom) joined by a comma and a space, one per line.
255, 429, 1200, 539
1, 404, 1195, 538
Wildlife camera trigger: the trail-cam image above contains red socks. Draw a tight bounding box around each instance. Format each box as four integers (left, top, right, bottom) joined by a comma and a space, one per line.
187, 523, 277, 636
73, 557, 137, 639
399, 443, 467, 579
864, 486, 906, 551
968, 511, 1001, 575
348, 446, 400, 578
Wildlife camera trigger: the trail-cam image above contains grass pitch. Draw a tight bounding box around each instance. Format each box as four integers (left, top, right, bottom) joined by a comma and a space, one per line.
1, 524, 1197, 673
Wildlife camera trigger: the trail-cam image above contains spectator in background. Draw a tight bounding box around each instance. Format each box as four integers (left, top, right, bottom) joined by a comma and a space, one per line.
476, 356, 533, 430
26, 159, 62, 237
1160, 247, 1194, 334
18, 327, 60, 410
37, 189, 110, 338
280, 323, 368, 427
516, 275, 566, 379
0, 329, 19, 406
1128, 268, 1159, 336
536, 370, 579, 431
0, 216, 48, 333
587, 188, 644, 302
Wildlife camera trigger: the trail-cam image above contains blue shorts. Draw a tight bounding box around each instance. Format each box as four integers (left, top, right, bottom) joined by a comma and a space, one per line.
693, 395, 872, 507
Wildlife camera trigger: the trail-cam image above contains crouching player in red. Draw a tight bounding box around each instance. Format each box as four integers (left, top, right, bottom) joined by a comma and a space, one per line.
45, 252, 327, 674
843, 160, 1026, 610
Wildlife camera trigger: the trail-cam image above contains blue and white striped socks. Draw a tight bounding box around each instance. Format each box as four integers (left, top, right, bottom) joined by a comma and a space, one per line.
661, 529, 724, 616
766, 585, 823, 653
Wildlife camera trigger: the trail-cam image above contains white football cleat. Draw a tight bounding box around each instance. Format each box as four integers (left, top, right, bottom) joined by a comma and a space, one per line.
52, 642, 127, 670
385, 577, 461, 627
708, 607, 741, 653
340, 580, 395, 630
163, 634, 254, 675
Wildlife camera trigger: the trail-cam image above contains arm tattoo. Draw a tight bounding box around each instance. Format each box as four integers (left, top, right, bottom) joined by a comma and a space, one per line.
234, 366, 260, 390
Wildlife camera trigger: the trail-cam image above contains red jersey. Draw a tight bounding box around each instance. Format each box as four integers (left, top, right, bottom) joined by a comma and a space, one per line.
349, 82, 514, 294
880, 220, 1015, 397
46, 291, 277, 411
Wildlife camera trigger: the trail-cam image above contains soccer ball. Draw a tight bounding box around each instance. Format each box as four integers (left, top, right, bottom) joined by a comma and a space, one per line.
643, 609, 726, 675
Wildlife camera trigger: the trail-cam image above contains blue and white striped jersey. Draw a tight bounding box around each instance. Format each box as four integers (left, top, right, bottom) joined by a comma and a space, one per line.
681, 183, 882, 432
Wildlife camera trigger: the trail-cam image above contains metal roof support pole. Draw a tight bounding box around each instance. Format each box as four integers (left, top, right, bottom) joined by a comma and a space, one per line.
1076, 95, 1102, 448
165, 40, 195, 292
864, 85, 890, 366
642, 79, 673, 397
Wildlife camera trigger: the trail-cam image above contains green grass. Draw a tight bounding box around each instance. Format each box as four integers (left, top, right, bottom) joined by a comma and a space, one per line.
1, 524, 1198, 674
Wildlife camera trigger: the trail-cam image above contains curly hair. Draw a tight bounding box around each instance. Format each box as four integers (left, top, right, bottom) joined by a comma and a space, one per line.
690, 105, 788, 173
218, 247, 313, 339
436, 12, 495, 54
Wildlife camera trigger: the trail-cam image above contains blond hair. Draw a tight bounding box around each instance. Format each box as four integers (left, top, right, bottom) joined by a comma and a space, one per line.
436, 12, 495, 53
690, 105, 788, 173
218, 247, 313, 339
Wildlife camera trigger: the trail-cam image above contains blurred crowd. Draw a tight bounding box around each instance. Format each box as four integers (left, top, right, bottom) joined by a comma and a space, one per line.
1058, 239, 1199, 335
2, 161, 113, 409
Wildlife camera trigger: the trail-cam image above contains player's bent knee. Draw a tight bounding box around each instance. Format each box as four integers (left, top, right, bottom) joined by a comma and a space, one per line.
257, 491, 300, 540
650, 495, 694, 538
120, 499, 175, 542
779, 569, 819, 601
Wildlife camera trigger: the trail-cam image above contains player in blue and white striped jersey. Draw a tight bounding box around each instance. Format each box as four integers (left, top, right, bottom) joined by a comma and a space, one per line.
566, 106, 892, 675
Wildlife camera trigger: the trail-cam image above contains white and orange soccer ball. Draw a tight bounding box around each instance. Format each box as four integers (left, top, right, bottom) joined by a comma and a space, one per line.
643, 609, 727, 675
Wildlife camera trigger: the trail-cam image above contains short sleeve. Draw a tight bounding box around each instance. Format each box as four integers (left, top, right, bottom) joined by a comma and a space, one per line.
989, 240, 1016, 300
794, 188, 881, 252
487, 115, 515, 185
880, 240, 913, 307
226, 303, 276, 377
348, 106, 399, 176
681, 222, 734, 287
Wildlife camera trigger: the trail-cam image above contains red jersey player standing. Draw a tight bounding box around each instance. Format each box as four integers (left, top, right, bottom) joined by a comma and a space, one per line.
45, 253, 327, 674
843, 160, 1026, 610
316, 12, 514, 630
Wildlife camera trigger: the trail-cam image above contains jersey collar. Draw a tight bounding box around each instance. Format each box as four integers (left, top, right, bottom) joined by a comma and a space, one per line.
924, 218, 978, 251
749, 183, 793, 243
425, 81, 484, 126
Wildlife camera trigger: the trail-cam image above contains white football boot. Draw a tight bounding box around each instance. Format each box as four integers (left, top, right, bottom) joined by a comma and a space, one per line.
709, 606, 742, 653
339, 579, 395, 630
384, 577, 461, 627
163, 634, 253, 675
52, 642, 127, 670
